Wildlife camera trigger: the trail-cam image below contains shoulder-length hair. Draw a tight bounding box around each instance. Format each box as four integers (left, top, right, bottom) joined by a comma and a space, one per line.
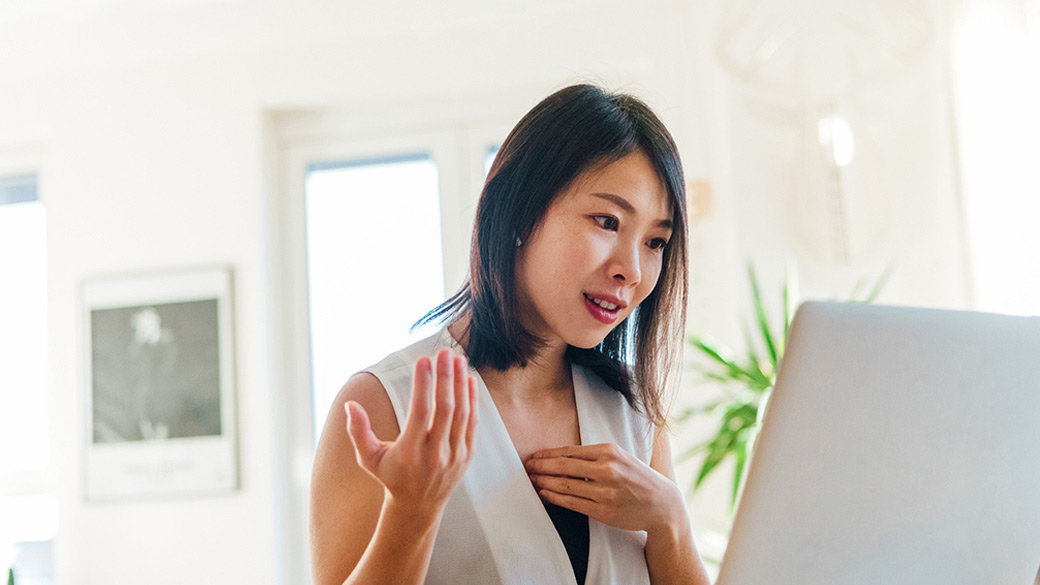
417, 84, 688, 428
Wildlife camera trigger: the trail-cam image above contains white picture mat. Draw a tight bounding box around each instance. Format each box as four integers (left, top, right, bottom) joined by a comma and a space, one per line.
82, 267, 237, 501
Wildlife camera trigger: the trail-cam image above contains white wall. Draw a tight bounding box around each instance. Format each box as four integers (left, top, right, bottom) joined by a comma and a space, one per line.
0, 0, 970, 583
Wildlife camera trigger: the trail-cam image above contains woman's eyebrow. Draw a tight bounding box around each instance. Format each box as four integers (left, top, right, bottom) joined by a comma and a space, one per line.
589, 192, 673, 229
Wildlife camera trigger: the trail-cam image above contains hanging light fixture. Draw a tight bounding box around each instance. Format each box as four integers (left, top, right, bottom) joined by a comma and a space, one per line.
716, 0, 932, 264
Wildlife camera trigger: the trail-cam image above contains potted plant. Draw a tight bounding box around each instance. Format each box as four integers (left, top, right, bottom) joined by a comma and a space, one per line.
676, 262, 889, 507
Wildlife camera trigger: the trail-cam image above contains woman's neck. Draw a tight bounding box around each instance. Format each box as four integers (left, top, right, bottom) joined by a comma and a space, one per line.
447, 317, 572, 404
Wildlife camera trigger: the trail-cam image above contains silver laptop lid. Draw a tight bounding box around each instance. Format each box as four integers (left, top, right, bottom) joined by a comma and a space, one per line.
716, 301, 1040, 585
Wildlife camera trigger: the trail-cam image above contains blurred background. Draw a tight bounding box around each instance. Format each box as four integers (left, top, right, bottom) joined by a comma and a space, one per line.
1, 0, 1037, 583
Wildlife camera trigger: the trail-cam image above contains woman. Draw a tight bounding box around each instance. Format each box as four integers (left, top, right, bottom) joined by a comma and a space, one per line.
310, 84, 710, 585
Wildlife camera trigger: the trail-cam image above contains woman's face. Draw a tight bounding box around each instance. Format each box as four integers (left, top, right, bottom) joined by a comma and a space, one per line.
515, 149, 674, 350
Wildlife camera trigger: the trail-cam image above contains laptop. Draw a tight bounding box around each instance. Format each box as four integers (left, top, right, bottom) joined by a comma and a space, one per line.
716, 301, 1040, 585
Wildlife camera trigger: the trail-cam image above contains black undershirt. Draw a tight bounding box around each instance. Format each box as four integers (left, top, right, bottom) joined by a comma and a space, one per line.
544, 502, 589, 584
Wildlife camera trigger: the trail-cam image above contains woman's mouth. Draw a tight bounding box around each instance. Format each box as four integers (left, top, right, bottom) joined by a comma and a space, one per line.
583, 293, 621, 324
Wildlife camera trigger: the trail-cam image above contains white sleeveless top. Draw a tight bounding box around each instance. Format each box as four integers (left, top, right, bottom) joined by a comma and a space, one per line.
363, 328, 654, 585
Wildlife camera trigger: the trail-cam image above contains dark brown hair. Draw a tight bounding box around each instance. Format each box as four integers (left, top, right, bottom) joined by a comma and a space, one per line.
417, 84, 688, 427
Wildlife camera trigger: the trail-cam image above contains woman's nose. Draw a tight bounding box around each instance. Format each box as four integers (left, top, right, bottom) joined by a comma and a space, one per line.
609, 241, 642, 286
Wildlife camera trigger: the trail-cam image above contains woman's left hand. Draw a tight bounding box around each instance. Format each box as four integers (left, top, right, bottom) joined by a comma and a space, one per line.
524, 443, 685, 534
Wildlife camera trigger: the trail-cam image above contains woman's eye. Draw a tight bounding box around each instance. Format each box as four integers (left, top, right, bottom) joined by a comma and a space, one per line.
593, 216, 619, 231
648, 238, 669, 251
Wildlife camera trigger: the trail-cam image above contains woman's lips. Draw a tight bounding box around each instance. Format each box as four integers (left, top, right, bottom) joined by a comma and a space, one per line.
584, 294, 620, 324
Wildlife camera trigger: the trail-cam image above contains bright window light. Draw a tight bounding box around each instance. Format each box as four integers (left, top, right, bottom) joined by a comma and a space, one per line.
0, 495, 58, 544
484, 145, 500, 178
305, 154, 445, 435
0, 176, 47, 474
817, 114, 855, 168
954, 1, 1040, 315
0, 173, 55, 584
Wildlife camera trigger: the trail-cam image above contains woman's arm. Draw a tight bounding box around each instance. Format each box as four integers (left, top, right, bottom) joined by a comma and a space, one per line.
643, 426, 711, 585
310, 349, 477, 585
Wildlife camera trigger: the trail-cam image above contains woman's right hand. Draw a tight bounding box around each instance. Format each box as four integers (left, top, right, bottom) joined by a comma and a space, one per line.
344, 348, 478, 521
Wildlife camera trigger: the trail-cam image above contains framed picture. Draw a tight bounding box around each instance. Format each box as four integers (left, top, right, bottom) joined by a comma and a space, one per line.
82, 267, 237, 501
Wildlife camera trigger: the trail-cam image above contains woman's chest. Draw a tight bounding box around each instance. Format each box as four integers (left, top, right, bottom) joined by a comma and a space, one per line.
493, 398, 582, 461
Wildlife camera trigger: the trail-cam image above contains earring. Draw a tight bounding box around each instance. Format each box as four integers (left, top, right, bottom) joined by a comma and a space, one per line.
515, 236, 522, 247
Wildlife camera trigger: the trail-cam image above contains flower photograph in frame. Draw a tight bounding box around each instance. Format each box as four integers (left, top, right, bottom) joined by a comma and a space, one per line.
82, 267, 237, 501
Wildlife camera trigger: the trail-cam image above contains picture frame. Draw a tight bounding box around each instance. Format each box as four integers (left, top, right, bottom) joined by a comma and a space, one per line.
82, 267, 237, 501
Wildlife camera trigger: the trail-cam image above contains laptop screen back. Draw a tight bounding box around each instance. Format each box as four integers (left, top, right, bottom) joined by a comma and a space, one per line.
716, 301, 1040, 585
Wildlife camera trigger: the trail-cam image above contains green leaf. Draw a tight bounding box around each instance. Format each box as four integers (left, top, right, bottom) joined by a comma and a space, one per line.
691, 338, 763, 387
689, 336, 735, 368
731, 443, 748, 508
782, 261, 798, 353
723, 401, 757, 427
694, 429, 736, 489
862, 263, 894, 303
700, 555, 723, 567
848, 277, 867, 300
672, 407, 696, 423
740, 322, 773, 388
699, 370, 738, 385
675, 439, 710, 463
672, 399, 726, 423
755, 388, 773, 427
741, 321, 762, 370
747, 263, 779, 369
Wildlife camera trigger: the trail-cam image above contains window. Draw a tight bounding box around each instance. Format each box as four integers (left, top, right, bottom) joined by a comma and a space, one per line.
953, 0, 1040, 315
0, 175, 47, 473
0, 173, 56, 585
484, 144, 500, 178
305, 154, 446, 433
272, 111, 512, 584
